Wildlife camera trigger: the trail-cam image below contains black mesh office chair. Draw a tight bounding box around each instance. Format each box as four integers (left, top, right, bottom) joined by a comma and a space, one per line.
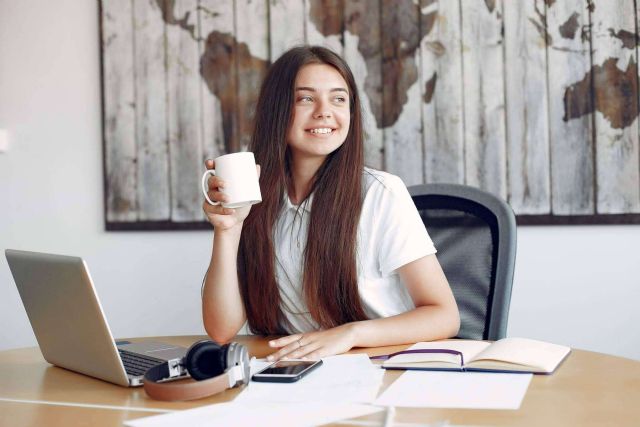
408, 183, 517, 340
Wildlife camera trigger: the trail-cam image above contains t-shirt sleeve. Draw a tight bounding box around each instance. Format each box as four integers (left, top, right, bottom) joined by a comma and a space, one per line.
373, 175, 437, 276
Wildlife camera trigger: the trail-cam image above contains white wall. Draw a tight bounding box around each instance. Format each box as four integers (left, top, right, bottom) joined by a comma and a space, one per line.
1, 0, 639, 360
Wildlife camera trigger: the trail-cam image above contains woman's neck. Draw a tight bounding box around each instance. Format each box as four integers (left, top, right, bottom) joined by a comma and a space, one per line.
289, 155, 325, 205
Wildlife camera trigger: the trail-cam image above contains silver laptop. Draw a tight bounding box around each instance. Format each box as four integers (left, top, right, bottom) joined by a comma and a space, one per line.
5, 249, 188, 387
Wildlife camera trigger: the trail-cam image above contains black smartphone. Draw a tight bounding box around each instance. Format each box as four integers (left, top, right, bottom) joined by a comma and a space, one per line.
251, 359, 323, 383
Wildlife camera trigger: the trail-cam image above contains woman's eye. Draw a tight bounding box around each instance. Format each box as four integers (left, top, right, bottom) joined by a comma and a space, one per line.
298, 95, 313, 102
334, 96, 347, 103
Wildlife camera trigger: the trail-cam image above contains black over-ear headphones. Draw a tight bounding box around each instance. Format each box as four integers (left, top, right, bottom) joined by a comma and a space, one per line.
143, 340, 250, 401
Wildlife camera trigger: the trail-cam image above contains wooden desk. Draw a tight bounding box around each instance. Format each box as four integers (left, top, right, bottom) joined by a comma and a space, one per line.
1, 336, 638, 426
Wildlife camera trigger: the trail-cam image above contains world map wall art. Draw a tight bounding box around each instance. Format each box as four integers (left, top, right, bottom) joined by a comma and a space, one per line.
100, 0, 640, 229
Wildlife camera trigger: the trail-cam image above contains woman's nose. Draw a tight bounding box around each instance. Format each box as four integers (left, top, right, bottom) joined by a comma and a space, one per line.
313, 108, 331, 119
313, 99, 332, 119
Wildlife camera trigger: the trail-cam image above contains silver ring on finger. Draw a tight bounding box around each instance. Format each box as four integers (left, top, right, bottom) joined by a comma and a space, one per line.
297, 338, 303, 349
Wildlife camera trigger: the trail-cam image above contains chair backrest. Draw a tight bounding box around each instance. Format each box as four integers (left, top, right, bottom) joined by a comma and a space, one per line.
408, 183, 517, 340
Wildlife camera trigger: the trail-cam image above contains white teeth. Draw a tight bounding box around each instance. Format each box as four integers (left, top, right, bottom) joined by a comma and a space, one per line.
309, 128, 333, 134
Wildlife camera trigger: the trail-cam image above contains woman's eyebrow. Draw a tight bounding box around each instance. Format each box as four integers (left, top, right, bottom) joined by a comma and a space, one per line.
295, 86, 348, 93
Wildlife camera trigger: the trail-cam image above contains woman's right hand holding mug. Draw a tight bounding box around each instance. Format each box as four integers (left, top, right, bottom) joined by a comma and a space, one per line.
202, 158, 261, 231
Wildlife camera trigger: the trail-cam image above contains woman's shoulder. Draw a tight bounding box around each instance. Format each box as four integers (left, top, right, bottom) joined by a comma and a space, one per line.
363, 167, 409, 197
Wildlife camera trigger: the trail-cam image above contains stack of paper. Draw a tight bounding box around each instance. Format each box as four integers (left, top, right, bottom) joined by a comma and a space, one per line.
375, 370, 532, 409
124, 402, 382, 427
125, 355, 385, 427
236, 354, 385, 404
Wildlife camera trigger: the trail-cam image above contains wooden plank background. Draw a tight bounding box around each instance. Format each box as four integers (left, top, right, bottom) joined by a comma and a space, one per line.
547, 0, 595, 215
102, 0, 137, 222
101, 0, 640, 228
504, 0, 550, 214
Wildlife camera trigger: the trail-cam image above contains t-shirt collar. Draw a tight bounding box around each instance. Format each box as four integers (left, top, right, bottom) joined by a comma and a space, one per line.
283, 191, 313, 213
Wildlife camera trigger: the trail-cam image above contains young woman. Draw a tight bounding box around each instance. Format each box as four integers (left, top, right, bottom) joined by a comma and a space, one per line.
202, 46, 459, 361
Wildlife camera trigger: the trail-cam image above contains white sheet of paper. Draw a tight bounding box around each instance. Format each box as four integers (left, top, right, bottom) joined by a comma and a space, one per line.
124, 402, 383, 427
375, 371, 532, 409
236, 354, 384, 404
249, 358, 272, 376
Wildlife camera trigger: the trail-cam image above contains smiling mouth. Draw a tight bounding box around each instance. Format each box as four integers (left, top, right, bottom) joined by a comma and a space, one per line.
306, 128, 335, 134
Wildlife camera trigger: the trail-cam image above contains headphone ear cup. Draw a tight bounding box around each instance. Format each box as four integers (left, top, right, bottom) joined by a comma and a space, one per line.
184, 341, 229, 381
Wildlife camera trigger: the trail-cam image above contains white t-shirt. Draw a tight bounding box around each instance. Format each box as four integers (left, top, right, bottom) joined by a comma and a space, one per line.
273, 168, 437, 333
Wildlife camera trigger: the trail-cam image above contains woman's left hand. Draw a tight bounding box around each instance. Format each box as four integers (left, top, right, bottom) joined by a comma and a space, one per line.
266, 323, 359, 361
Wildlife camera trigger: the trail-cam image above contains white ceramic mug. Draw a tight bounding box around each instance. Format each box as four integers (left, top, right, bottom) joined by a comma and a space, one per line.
201, 152, 262, 208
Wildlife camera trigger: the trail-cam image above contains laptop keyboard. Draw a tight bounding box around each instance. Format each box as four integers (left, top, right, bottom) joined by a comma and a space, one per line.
118, 349, 163, 377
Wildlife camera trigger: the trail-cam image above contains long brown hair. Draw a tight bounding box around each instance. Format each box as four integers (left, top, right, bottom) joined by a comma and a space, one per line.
237, 46, 368, 334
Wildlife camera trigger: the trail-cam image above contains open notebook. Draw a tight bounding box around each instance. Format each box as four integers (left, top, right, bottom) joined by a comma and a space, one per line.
377, 338, 571, 374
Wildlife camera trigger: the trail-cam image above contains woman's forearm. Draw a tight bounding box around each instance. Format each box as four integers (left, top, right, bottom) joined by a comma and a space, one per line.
264, 303, 460, 361
202, 227, 247, 342
351, 304, 460, 348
